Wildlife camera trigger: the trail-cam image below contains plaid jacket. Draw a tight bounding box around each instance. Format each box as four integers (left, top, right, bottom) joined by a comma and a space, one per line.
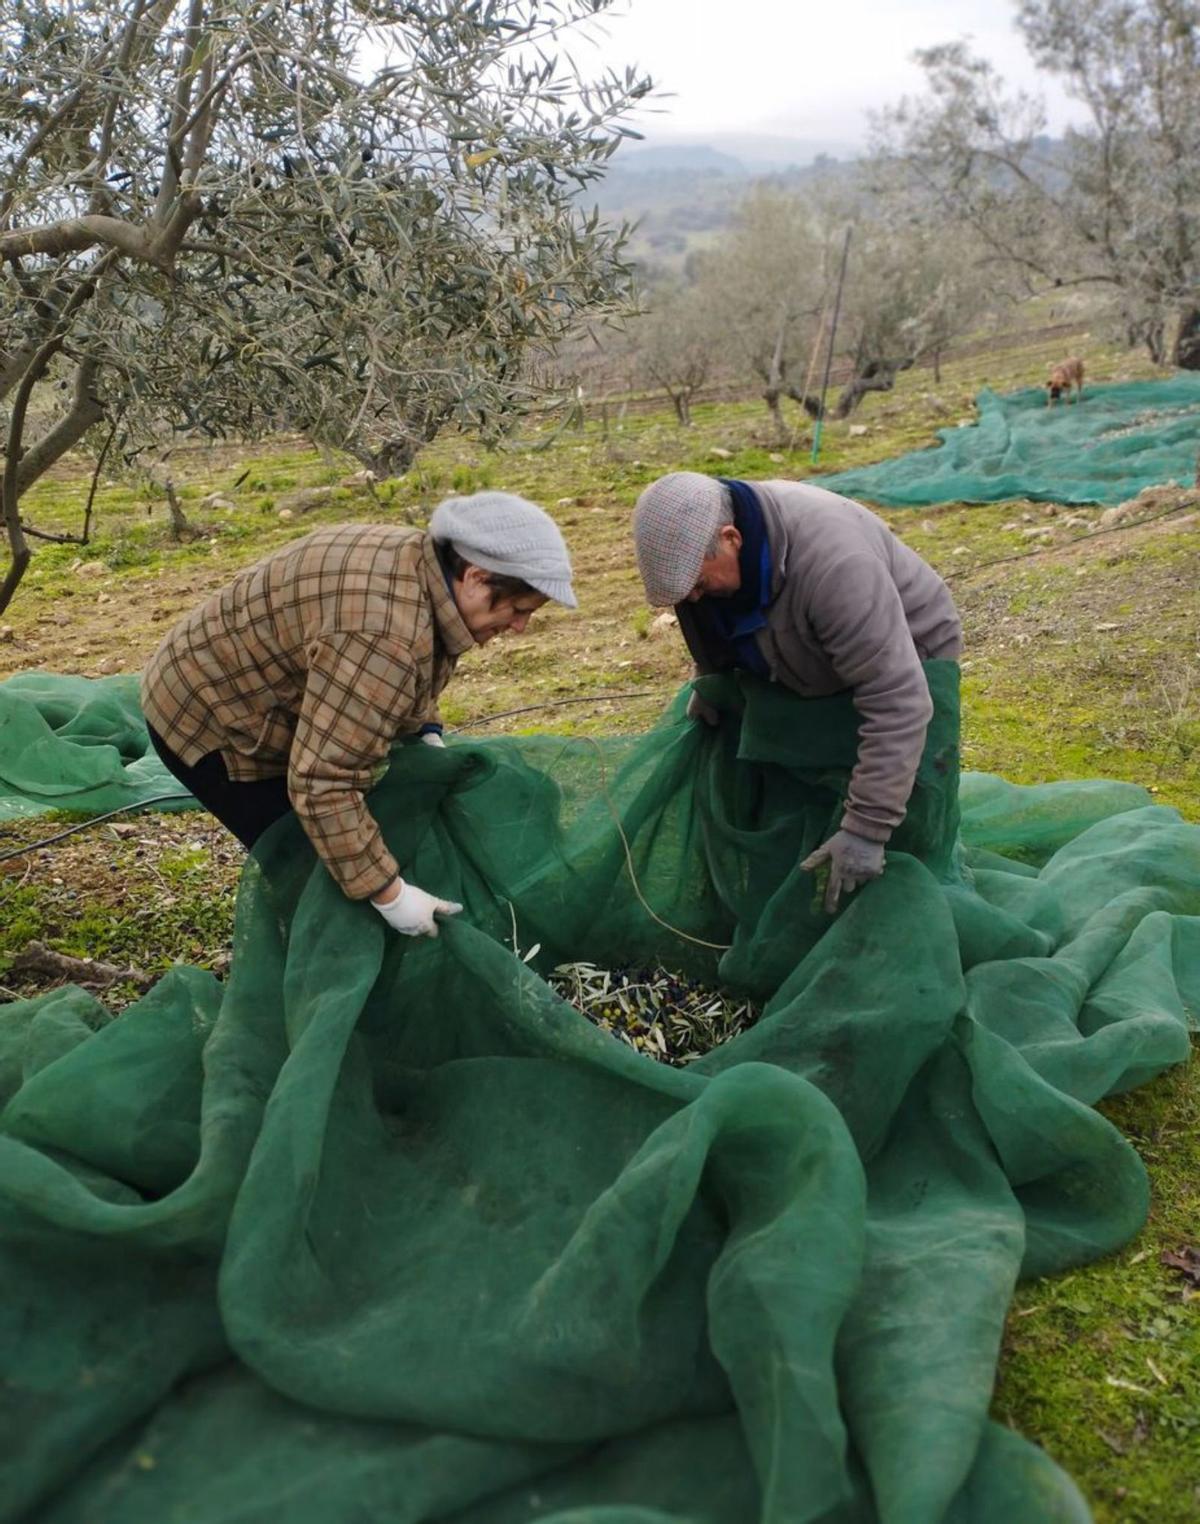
141, 525, 474, 899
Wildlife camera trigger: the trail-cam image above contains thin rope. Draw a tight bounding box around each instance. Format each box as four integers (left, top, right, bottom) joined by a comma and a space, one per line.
579, 733, 732, 952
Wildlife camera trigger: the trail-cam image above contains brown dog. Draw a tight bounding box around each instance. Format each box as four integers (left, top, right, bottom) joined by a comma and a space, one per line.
1046, 356, 1084, 406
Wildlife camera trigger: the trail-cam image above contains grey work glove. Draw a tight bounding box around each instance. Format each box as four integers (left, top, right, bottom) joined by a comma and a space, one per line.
686, 689, 720, 727
801, 829, 886, 913
372, 880, 462, 937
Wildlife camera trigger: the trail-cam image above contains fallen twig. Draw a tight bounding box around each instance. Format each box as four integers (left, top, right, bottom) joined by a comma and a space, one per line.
10, 939, 154, 992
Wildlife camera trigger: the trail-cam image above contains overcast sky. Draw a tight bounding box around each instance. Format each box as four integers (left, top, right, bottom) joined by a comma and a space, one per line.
578, 0, 1085, 148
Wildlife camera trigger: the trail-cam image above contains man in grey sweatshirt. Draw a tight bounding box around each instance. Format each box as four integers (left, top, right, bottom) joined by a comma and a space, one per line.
632, 472, 962, 911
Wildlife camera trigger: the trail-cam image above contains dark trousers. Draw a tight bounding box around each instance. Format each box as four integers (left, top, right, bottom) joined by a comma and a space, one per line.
147, 726, 293, 851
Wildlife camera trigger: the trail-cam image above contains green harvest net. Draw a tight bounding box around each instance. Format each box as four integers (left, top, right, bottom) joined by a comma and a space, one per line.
814, 374, 1200, 507
1, 666, 1198, 1524
0, 673, 196, 821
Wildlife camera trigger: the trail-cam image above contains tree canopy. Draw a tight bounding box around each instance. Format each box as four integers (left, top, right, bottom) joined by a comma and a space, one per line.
0, 0, 650, 611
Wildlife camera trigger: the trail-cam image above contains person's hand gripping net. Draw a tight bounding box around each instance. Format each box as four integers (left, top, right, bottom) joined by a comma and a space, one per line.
686, 689, 720, 727
372, 878, 462, 936
801, 829, 885, 913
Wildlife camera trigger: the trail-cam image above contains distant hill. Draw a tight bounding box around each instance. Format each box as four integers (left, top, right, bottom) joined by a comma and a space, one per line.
620, 132, 860, 175
590, 130, 1069, 275
586, 133, 860, 274
614, 144, 747, 175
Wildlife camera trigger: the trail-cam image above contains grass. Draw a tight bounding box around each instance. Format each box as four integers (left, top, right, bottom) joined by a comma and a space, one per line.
1, 316, 1198, 1521
1000, 1069, 1200, 1522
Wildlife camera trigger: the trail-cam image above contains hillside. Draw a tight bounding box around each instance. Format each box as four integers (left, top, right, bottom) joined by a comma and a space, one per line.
588, 134, 858, 271
589, 130, 1072, 274
1, 324, 1197, 1522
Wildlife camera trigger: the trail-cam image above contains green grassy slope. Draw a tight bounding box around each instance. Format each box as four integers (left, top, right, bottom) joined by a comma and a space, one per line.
1, 326, 1196, 1522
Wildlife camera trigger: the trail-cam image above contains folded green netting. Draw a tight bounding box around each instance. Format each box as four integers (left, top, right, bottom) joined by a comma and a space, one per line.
814, 374, 1200, 507
1, 667, 1197, 1523
0, 673, 196, 821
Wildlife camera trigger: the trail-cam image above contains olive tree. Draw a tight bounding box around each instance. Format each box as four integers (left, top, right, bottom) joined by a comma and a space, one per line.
830, 205, 988, 415
873, 2, 1200, 366
634, 283, 714, 426
687, 180, 985, 426
692, 188, 825, 439
0, 0, 650, 612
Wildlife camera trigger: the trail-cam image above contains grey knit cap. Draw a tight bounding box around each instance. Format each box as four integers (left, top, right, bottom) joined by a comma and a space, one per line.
632, 472, 731, 606
428, 491, 577, 609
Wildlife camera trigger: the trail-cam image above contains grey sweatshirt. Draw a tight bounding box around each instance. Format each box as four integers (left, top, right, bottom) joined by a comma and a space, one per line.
677, 480, 962, 842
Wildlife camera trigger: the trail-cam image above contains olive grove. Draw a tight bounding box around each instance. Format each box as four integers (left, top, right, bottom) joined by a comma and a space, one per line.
873, 0, 1200, 367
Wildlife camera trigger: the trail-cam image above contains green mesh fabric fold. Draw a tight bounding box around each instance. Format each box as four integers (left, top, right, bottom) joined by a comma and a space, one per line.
813, 375, 1200, 507
0, 673, 196, 820
1, 669, 1197, 1523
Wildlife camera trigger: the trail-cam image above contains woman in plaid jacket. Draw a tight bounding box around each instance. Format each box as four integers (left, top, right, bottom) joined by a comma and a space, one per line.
142, 492, 576, 937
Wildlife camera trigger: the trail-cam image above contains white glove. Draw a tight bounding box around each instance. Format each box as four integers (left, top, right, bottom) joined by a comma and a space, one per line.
801, 829, 886, 913
372, 879, 462, 937
686, 689, 720, 727
420, 731, 445, 748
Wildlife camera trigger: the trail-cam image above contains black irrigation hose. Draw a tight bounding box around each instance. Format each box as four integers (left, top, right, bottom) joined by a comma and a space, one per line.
2, 498, 1193, 866
0, 793, 195, 864
456, 688, 671, 730
0, 691, 671, 864
943, 499, 1196, 581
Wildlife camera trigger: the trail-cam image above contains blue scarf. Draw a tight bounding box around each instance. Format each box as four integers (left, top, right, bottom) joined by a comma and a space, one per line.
691, 479, 772, 675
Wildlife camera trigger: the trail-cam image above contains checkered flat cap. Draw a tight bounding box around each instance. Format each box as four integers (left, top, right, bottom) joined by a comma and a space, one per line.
632, 472, 730, 606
